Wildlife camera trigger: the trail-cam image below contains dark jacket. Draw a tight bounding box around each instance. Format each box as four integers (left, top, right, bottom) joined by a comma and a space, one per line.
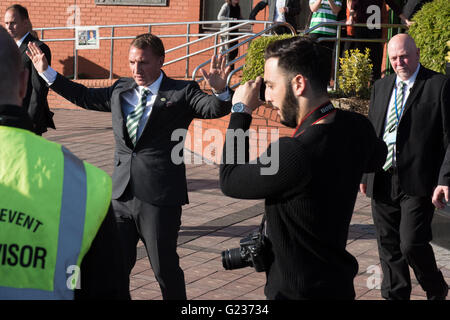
362, 66, 450, 197
19, 33, 55, 135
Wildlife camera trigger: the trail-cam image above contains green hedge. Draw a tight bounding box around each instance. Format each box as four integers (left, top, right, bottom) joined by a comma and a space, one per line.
408, 0, 450, 74
241, 34, 294, 83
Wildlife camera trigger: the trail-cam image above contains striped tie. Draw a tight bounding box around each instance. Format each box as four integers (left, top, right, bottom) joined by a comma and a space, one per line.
126, 88, 150, 146
383, 81, 405, 171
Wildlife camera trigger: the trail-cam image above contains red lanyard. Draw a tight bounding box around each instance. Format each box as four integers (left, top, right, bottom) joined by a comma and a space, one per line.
292, 101, 336, 138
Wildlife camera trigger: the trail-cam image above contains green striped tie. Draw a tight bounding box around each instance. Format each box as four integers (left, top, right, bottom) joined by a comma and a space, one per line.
383, 81, 405, 171
126, 88, 150, 146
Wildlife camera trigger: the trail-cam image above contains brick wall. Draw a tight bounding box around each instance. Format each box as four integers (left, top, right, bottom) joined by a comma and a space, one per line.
1, 0, 224, 79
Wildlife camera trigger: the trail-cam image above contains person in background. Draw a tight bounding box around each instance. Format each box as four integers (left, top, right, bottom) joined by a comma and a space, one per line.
309, 0, 342, 88
249, 0, 301, 34
347, 0, 412, 81
218, 0, 243, 71
361, 34, 449, 300
4, 4, 55, 135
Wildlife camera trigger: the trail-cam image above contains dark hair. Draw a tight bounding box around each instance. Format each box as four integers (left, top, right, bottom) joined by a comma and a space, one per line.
6, 4, 30, 21
130, 33, 165, 58
265, 37, 331, 94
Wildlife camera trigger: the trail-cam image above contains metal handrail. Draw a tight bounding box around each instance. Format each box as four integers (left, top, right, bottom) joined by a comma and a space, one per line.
192, 22, 297, 84
33, 20, 289, 80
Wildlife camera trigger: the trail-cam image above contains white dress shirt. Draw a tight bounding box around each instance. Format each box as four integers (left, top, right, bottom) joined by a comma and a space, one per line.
16, 32, 30, 47
384, 63, 421, 165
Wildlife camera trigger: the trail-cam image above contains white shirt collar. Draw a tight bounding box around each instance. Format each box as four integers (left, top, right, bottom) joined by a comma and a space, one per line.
396, 63, 420, 88
138, 71, 163, 96
16, 32, 30, 48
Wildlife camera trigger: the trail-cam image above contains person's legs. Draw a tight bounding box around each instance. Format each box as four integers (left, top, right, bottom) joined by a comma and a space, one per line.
111, 195, 140, 290
372, 199, 412, 299
399, 195, 449, 300
134, 201, 186, 300
371, 170, 412, 299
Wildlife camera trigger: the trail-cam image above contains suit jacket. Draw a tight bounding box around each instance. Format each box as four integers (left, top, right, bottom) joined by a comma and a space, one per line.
249, 0, 301, 30
50, 72, 232, 205
363, 66, 450, 198
20, 33, 55, 135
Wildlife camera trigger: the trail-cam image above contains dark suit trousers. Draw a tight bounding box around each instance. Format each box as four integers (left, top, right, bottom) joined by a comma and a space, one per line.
371, 169, 448, 300
112, 187, 186, 300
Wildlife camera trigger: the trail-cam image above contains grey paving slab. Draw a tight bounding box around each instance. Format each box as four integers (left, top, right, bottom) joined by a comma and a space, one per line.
44, 108, 450, 300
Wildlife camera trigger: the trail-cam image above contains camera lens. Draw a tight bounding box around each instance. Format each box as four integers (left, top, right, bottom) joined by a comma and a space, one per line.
221, 248, 248, 270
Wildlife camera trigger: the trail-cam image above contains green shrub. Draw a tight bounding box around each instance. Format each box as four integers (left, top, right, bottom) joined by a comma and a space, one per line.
338, 48, 373, 99
408, 0, 450, 74
241, 34, 294, 83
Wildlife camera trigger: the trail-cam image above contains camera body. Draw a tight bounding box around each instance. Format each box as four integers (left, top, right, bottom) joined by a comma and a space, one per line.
221, 232, 272, 272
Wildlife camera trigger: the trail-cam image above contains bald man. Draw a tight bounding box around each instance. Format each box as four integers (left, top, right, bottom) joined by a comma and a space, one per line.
360, 34, 449, 300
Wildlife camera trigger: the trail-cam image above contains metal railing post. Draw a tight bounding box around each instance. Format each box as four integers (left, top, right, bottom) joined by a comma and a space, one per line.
186, 23, 190, 78
334, 25, 342, 91
74, 44, 78, 80
110, 27, 115, 80
214, 34, 218, 56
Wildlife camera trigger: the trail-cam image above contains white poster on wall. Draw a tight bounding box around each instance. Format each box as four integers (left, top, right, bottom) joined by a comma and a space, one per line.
75, 26, 100, 50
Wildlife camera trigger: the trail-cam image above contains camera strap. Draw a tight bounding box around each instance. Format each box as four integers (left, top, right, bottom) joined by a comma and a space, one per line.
292, 101, 336, 138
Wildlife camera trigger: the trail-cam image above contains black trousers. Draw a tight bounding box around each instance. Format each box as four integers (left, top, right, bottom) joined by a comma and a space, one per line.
112, 187, 186, 300
371, 169, 448, 300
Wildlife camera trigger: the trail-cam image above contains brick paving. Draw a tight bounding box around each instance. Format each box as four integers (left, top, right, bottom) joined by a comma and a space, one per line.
44, 108, 450, 300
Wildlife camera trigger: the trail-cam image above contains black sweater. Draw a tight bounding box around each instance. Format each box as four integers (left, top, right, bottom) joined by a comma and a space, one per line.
220, 109, 387, 299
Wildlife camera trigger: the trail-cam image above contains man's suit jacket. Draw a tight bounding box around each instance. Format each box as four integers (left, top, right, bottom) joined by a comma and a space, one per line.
363, 66, 450, 198
249, 0, 301, 30
50, 72, 231, 205
20, 33, 55, 135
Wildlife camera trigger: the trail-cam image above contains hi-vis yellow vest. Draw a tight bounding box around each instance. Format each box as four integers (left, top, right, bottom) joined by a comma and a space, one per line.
0, 126, 112, 299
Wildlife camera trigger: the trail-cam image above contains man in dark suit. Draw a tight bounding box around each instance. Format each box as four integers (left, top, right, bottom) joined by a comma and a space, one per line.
249, 0, 301, 34
27, 33, 232, 300
4, 4, 55, 135
360, 34, 449, 300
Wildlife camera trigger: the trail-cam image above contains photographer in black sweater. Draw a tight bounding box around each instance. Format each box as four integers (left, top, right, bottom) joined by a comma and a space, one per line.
220, 37, 387, 299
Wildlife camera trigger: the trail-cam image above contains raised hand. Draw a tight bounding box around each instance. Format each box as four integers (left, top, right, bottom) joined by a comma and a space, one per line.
200, 54, 231, 93
26, 41, 49, 73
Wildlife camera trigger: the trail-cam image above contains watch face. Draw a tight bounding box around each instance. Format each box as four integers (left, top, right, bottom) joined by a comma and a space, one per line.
233, 103, 244, 112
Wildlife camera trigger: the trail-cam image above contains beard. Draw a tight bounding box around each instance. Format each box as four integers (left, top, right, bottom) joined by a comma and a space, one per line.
280, 84, 299, 128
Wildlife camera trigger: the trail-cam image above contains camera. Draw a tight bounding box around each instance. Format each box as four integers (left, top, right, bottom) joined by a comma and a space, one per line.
221, 232, 272, 272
